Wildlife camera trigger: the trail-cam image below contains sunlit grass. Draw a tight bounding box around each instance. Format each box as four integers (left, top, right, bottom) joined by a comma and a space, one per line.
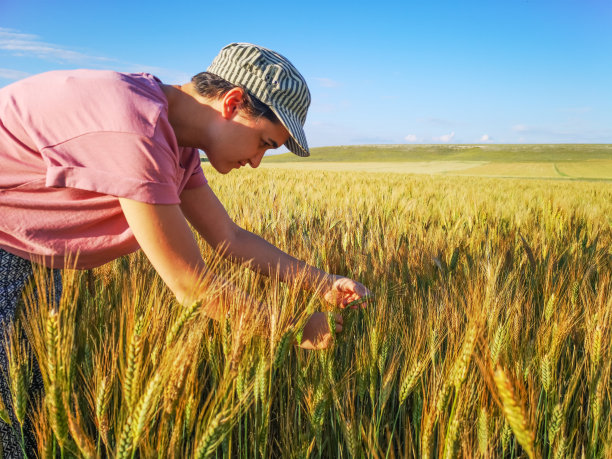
5, 168, 611, 458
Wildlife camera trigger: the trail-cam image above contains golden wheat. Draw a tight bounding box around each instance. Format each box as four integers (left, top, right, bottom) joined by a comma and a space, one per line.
0, 166, 607, 457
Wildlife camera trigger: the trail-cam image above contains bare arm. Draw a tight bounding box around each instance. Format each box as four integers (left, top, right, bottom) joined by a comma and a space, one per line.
118, 194, 338, 348
180, 185, 370, 306
120, 186, 369, 350
119, 197, 245, 320
180, 184, 330, 290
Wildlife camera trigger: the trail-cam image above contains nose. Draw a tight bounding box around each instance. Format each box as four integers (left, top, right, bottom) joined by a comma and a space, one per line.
249, 149, 266, 168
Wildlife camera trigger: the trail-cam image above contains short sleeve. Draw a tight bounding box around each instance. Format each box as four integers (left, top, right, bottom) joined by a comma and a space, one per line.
184, 163, 208, 189
42, 130, 182, 204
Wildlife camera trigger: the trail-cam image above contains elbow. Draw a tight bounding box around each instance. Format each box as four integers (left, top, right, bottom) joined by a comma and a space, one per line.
210, 225, 242, 257
168, 267, 209, 306
171, 281, 199, 306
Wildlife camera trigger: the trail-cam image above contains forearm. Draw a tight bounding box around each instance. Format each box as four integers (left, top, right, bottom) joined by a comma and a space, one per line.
188, 273, 267, 328
225, 228, 333, 291
179, 185, 334, 294
117, 197, 264, 326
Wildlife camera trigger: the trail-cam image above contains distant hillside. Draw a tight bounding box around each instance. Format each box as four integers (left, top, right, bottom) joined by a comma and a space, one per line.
264, 144, 612, 163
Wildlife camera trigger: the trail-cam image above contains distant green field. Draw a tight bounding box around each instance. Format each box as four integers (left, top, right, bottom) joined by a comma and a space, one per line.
264, 144, 612, 163
258, 161, 487, 174
256, 144, 612, 180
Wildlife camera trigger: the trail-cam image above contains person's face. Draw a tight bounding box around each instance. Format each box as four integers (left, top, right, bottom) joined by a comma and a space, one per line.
206, 89, 290, 174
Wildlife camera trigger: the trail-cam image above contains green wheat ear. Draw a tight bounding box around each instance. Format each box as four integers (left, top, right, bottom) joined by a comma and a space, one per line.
273, 329, 293, 369
344, 296, 372, 309
0, 395, 12, 425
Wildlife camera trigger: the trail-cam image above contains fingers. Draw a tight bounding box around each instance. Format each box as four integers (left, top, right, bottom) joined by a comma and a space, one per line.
334, 313, 343, 333
298, 310, 350, 350
322, 314, 343, 348
333, 277, 361, 293
331, 277, 372, 309
334, 277, 371, 296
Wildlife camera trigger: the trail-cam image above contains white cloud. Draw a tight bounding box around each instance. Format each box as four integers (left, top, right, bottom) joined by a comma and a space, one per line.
0, 28, 191, 84
404, 134, 418, 142
433, 131, 455, 142
480, 134, 491, 142
0, 68, 30, 80
314, 77, 340, 88
0, 27, 111, 63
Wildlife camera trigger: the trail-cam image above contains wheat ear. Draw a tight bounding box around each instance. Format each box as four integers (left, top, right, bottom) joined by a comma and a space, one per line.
45, 310, 69, 448
67, 396, 96, 459
166, 300, 202, 346
194, 410, 232, 459
123, 317, 144, 412
493, 366, 535, 459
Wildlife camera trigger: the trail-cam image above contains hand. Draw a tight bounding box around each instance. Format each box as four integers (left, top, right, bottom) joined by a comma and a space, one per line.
299, 312, 343, 350
322, 275, 371, 309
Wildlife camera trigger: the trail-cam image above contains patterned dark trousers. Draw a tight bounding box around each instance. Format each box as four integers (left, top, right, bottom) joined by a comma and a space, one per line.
0, 249, 62, 458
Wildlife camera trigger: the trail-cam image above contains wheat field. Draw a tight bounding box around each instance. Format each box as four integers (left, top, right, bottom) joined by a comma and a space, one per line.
3, 168, 611, 458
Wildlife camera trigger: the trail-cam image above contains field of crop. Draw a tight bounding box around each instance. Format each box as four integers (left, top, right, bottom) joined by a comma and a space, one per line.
261, 144, 612, 180
264, 144, 612, 164
260, 160, 612, 179
259, 161, 488, 175
452, 162, 559, 178
555, 160, 612, 180
4, 167, 612, 458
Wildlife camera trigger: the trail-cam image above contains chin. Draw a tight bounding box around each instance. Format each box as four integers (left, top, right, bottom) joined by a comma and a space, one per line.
209, 161, 232, 174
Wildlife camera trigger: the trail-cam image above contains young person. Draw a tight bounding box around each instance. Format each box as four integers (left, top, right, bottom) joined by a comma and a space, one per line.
0, 43, 370, 455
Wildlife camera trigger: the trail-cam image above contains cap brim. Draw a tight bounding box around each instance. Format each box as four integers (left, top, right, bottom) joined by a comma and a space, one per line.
271, 105, 310, 157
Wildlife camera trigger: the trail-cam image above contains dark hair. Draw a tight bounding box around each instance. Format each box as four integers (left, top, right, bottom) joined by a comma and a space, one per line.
191, 71, 279, 124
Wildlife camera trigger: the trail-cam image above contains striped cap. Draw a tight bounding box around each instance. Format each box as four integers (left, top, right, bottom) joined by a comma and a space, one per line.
208, 43, 311, 157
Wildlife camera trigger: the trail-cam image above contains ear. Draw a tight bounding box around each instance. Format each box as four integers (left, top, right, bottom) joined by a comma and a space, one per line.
221, 87, 246, 120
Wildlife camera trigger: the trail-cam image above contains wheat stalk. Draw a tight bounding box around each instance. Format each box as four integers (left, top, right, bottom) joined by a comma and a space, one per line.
443, 401, 462, 459
272, 328, 293, 370
193, 410, 232, 459
123, 317, 144, 412
45, 309, 69, 448
452, 324, 478, 389
67, 396, 96, 459
163, 354, 190, 416
544, 293, 556, 323
490, 322, 508, 366
95, 374, 112, 444
255, 358, 267, 404
0, 392, 12, 426
131, 371, 162, 449
399, 362, 423, 405
420, 410, 435, 459
548, 403, 563, 445
493, 366, 535, 459
590, 325, 602, 370
166, 300, 202, 346
541, 352, 553, 393
477, 406, 489, 455
436, 381, 452, 414
7, 334, 31, 427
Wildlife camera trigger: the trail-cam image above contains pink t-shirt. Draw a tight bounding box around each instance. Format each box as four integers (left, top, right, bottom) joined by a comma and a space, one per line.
0, 70, 207, 269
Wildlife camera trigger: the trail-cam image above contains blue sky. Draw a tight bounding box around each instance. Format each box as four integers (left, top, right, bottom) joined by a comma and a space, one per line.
1, 0, 611, 147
